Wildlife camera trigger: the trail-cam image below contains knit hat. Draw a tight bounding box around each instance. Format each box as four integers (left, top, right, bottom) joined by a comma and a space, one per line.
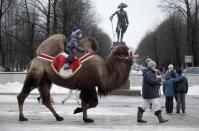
168, 64, 174, 71
146, 59, 156, 68
71, 27, 82, 38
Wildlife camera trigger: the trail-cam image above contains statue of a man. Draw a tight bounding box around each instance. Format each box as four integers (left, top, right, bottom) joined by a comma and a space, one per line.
110, 3, 129, 42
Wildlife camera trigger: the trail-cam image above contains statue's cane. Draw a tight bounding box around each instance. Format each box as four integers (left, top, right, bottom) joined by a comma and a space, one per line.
110, 20, 115, 42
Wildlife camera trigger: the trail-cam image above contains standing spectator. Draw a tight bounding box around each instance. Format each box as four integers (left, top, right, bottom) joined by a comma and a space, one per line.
175, 69, 188, 114
166, 64, 177, 102
163, 68, 183, 114
137, 59, 168, 123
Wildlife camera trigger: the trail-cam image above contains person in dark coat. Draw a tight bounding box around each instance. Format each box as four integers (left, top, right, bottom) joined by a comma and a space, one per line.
137, 59, 168, 123
175, 69, 188, 114
163, 69, 183, 114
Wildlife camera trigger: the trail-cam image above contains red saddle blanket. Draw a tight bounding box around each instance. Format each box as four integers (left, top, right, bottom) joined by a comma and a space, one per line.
37, 52, 94, 78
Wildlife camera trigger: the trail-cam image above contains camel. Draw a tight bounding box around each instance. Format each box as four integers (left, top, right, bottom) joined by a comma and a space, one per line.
17, 34, 133, 123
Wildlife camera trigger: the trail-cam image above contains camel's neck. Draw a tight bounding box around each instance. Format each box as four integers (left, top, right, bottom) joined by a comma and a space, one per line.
108, 63, 131, 90
99, 58, 132, 95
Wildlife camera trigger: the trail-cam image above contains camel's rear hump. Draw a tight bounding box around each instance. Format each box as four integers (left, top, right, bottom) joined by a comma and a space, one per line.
36, 34, 67, 56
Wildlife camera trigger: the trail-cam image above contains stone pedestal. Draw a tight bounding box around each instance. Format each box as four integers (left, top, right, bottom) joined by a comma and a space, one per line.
110, 42, 141, 96
113, 41, 126, 46
111, 80, 141, 96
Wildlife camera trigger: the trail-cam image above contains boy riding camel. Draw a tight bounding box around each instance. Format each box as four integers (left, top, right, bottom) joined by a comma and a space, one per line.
64, 27, 85, 69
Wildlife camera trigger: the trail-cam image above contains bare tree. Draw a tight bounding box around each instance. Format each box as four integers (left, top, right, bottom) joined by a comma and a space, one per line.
160, 0, 199, 66
136, 14, 187, 68
0, 0, 110, 71
0, 0, 13, 68
91, 26, 112, 59
52, 0, 57, 34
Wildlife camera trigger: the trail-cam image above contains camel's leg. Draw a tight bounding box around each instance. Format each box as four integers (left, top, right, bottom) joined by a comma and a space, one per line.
37, 82, 53, 103
82, 100, 94, 123
74, 88, 98, 123
17, 75, 36, 121
39, 81, 64, 121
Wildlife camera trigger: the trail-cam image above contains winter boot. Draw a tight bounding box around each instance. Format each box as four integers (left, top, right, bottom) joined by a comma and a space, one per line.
155, 110, 169, 123
137, 107, 147, 123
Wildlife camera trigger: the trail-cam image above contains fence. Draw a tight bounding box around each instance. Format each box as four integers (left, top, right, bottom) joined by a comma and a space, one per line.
0, 72, 199, 87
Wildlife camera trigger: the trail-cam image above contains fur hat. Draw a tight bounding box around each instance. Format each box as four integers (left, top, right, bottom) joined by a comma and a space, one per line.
146, 59, 156, 68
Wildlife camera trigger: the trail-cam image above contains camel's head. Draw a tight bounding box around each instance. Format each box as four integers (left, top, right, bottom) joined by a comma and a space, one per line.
110, 45, 133, 64
99, 44, 133, 95
79, 37, 98, 53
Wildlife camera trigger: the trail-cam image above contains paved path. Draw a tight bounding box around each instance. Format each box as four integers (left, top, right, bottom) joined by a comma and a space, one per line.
0, 94, 199, 131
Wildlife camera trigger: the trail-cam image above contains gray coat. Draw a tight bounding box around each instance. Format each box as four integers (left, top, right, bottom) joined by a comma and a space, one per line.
142, 68, 161, 99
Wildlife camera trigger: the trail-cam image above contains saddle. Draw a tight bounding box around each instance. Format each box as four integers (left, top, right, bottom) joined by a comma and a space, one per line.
37, 52, 94, 79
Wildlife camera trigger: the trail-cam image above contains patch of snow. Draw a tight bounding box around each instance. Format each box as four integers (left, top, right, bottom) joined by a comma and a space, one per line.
0, 82, 69, 94
0, 66, 5, 71
187, 85, 199, 96
130, 70, 142, 75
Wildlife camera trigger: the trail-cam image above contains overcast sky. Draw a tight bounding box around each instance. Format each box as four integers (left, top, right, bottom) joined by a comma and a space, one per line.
93, 0, 166, 49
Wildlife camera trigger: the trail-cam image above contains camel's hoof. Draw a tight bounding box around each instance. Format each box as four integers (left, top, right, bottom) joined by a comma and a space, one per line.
74, 107, 82, 114
83, 118, 94, 123
56, 115, 64, 121
19, 115, 28, 121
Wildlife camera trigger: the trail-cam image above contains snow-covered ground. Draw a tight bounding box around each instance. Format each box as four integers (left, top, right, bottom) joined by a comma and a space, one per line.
1, 93, 199, 131
0, 82, 199, 96
1, 82, 199, 130
0, 82, 69, 94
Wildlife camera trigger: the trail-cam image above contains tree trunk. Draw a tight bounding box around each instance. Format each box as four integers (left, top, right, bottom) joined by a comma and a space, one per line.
191, 0, 198, 66
52, 0, 57, 34
0, 17, 6, 68
46, 0, 51, 37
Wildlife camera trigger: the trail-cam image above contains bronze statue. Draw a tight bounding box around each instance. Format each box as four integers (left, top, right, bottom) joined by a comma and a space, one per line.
110, 3, 129, 43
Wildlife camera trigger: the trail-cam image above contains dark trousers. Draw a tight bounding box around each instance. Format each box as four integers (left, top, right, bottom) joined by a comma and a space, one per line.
65, 48, 74, 65
165, 96, 173, 113
176, 93, 186, 113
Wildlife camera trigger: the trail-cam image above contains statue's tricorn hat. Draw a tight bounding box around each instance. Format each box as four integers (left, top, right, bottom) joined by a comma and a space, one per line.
118, 3, 128, 9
